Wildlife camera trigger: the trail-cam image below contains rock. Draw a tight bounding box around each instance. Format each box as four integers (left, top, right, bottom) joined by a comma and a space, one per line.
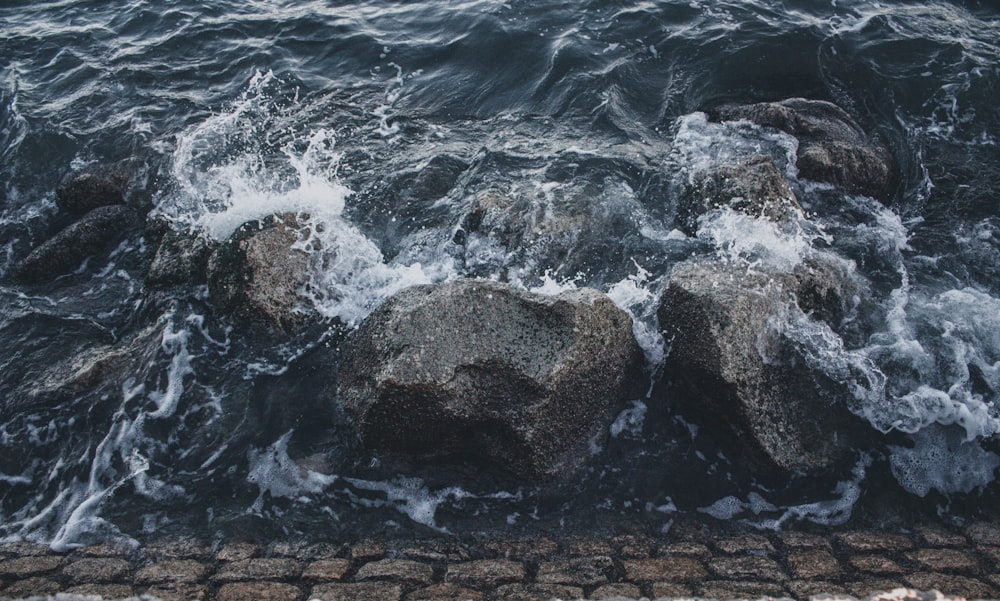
206, 213, 315, 334
56, 162, 128, 214
710, 98, 897, 201
679, 153, 801, 235
15, 205, 139, 283
338, 279, 643, 481
657, 258, 868, 472
406, 155, 469, 200
146, 229, 216, 288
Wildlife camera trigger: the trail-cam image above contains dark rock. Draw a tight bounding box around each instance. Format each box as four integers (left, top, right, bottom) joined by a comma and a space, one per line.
206, 213, 315, 334
146, 229, 216, 288
407, 154, 469, 200
15, 205, 139, 283
679, 153, 801, 235
338, 279, 643, 481
657, 258, 868, 472
56, 162, 128, 214
710, 98, 897, 201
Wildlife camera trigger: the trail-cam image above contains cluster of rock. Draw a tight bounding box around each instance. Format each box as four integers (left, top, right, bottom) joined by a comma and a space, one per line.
11, 98, 898, 484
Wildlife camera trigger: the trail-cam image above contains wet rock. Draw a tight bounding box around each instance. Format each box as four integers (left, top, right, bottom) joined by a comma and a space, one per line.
206, 213, 315, 334
338, 279, 643, 481
56, 162, 128, 214
406, 154, 469, 200
15, 204, 139, 283
710, 98, 897, 201
657, 258, 868, 473
679, 153, 801, 235
146, 229, 216, 288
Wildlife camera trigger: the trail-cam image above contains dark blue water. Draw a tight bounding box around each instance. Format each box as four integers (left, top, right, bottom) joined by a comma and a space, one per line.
1, 0, 999, 549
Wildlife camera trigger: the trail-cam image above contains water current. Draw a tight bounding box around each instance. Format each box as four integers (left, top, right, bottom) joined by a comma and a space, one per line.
0, 0, 998, 549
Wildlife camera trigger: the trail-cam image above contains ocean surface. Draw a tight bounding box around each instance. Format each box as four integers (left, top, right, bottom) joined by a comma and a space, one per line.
1, 0, 998, 549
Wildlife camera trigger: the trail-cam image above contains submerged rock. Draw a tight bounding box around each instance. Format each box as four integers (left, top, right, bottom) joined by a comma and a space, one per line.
15, 205, 140, 283
406, 154, 469, 200
56, 162, 129, 215
337, 279, 644, 481
679, 153, 802, 235
206, 213, 315, 334
658, 259, 868, 473
710, 98, 897, 201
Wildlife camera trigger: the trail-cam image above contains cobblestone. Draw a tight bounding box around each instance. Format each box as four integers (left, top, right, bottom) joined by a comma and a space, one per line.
966, 522, 1000, 546
0, 522, 994, 600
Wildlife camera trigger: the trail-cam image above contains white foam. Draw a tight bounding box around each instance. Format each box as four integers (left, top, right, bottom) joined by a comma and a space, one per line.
246, 431, 337, 511
610, 400, 647, 439
889, 426, 1000, 497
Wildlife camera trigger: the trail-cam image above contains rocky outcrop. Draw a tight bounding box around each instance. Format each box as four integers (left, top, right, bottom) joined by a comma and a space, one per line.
337, 279, 644, 481
658, 259, 867, 473
679, 153, 801, 235
146, 229, 217, 288
710, 98, 897, 201
56, 162, 129, 215
206, 214, 314, 334
15, 205, 140, 284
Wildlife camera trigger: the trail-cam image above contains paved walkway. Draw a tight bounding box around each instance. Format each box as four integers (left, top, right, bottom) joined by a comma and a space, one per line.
1, 518, 999, 600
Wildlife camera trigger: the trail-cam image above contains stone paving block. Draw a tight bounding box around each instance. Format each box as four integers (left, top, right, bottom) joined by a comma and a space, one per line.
786, 579, 849, 598
835, 532, 915, 553
536, 556, 613, 587
77, 541, 135, 557
217, 541, 260, 561
777, 531, 831, 551
651, 581, 694, 598
302, 558, 352, 581
217, 581, 302, 601
446, 559, 525, 587
842, 579, 909, 598
565, 537, 615, 557
356, 558, 434, 584
966, 522, 1000, 546
65, 583, 135, 598
590, 582, 643, 599
709, 556, 786, 581
698, 579, 788, 599
0, 542, 53, 557
1, 576, 61, 597
788, 550, 842, 579
905, 572, 1000, 599
273, 541, 346, 560
492, 583, 584, 601
716, 534, 775, 555
351, 538, 387, 561
848, 555, 907, 576
212, 557, 302, 581
657, 542, 712, 559
906, 548, 981, 573
0, 555, 63, 577
623, 557, 708, 582
612, 534, 655, 558
409, 582, 485, 601
62, 557, 131, 583
146, 537, 213, 559
483, 537, 557, 561
916, 526, 969, 548
311, 581, 404, 601
980, 546, 1000, 569
144, 583, 209, 601
135, 559, 210, 584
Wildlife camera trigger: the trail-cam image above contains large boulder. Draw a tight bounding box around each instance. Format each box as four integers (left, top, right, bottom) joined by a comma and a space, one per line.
337, 279, 644, 481
206, 213, 315, 334
146, 229, 217, 288
15, 205, 140, 283
679, 153, 802, 235
710, 98, 897, 201
658, 259, 868, 473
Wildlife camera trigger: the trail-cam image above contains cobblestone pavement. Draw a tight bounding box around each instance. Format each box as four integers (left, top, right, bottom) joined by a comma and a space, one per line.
1, 519, 999, 601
